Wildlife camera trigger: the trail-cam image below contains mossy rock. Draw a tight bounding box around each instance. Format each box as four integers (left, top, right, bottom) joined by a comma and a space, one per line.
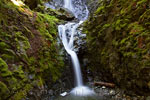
0, 0, 64, 99
0, 58, 12, 78
83, 0, 150, 95
0, 81, 10, 100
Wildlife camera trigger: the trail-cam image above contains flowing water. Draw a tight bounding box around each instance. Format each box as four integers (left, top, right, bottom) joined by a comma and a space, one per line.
58, 0, 95, 97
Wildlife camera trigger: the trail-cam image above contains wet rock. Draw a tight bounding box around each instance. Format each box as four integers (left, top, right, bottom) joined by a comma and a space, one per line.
28, 74, 35, 80
45, 0, 64, 9
48, 89, 54, 96
57, 8, 75, 21
109, 90, 116, 95
45, 5, 75, 21
102, 86, 106, 89
74, 32, 86, 53
60, 92, 68, 97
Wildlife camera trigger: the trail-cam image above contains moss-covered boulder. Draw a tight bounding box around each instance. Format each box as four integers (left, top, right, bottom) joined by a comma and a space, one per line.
83, 0, 150, 95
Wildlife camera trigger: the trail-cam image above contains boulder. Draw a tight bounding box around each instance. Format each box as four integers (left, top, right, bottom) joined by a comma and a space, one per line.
46, 7, 75, 21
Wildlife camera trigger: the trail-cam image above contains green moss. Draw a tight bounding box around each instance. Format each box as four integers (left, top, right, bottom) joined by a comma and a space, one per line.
36, 12, 58, 41
0, 81, 10, 100
0, 42, 9, 48
137, 0, 147, 5
95, 6, 105, 14
0, 42, 16, 61
128, 22, 145, 35
83, 0, 150, 95
0, 0, 64, 99
36, 75, 44, 87
13, 84, 32, 100
0, 58, 12, 77
15, 31, 30, 50
0, 59, 19, 92
1, 54, 15, 62
13, 65, 26, 79
38, 45, 64, 82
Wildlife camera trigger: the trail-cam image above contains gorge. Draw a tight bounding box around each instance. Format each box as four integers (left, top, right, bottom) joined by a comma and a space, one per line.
0, 0, 150, 100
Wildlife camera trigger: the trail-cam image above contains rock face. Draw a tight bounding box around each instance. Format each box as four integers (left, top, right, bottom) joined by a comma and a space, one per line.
0, 0, 64, 99
83, 0, 150, 95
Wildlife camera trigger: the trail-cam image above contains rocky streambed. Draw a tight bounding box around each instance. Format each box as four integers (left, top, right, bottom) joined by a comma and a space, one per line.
26, 74, 150, 100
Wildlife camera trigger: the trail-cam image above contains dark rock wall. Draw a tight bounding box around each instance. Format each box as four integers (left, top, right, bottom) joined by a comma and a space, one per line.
83, 0, 150, 95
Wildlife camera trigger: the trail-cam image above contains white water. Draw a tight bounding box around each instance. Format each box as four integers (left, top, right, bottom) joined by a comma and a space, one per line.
58, 0, 94, 96
64, 0, 73, 12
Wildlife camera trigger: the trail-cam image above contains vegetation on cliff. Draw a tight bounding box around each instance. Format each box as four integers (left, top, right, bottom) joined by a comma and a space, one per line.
0, 0, 64, 99
83, 0, 150, 95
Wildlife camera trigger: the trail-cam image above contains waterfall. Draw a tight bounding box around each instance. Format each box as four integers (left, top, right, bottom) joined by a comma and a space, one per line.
58, 0, 94, 96
64, 0, 73, 12
58, 22, 83, 86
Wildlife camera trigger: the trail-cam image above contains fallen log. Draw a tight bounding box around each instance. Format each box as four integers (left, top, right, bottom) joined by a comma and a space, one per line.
94, 82, 115, 88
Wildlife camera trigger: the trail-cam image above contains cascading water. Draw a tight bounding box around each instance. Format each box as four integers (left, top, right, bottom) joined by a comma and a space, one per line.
58, 0, 95, 96
64, 0, 73, 12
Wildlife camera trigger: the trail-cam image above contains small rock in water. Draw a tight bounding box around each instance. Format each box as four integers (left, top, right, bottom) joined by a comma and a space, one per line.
109, 90, 115, 95
102, 86, 106, 89
60, 92, 68, 97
